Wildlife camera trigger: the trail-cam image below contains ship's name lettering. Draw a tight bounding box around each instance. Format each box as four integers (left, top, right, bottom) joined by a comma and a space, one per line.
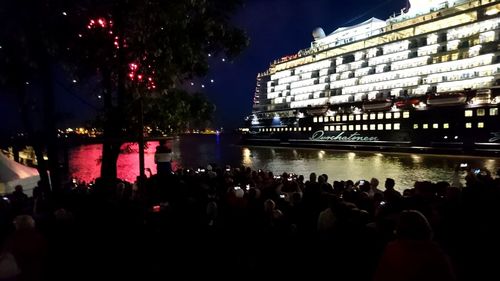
489, 132, 500, 142
310, 131, 379, 142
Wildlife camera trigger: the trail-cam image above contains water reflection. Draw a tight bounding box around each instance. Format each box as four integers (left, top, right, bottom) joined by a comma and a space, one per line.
69, 135, 500, 191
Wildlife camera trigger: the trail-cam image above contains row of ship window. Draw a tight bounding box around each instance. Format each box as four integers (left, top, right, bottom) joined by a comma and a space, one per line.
413, 122, 485, 129
464, 108, 498, 117
324, 123, 401, 131
259, 127, 313, 132
313, 111, 410, 123
259, 121, 487, 133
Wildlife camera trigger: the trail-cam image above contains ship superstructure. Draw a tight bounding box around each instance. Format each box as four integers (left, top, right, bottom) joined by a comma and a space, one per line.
244, 0, 500, 154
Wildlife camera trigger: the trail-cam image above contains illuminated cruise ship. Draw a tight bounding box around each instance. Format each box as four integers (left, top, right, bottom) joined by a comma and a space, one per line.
243, 0, 500, 154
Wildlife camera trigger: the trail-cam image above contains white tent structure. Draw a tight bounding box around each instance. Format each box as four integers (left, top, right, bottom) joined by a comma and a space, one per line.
0, 153, 40, 196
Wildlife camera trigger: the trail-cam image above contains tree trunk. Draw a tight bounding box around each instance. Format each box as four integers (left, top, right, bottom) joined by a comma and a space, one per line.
15, 82, 51, 191
40, 60, 61, 192
100, 141, 121, 180
99, 67, 122, 180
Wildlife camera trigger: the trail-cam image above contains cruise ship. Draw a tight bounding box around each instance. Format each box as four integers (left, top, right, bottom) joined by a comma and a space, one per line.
243, 0, 500, 154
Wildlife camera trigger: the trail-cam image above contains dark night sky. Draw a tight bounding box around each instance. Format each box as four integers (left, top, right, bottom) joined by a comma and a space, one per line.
201, 0, 407, 129
0, 0, 408, 135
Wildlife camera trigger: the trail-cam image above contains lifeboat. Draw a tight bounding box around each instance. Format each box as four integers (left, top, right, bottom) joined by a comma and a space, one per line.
306, 105, 328, 115
394, 97, 421, 109
362, 99, 392, 111
470, 90, 491, 105
427, 93, 467, 106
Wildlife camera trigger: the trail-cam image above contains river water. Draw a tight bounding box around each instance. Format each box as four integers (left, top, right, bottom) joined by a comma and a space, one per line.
69, 134, 500, 191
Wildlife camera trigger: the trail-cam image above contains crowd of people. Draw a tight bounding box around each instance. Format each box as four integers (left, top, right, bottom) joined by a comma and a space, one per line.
1, 163, 499, 281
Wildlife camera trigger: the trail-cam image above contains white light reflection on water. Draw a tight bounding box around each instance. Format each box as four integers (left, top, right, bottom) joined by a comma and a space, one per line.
69, 135, 500, 191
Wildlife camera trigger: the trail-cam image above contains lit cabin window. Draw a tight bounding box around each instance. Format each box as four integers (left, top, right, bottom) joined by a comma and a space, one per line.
464, 110, 473, 117
336, 116, 341, 122
433, 123, 439, 129
370, 124, 376, 130
385, 124, 392, 130
298, 127, 302, 131
342, 115, 348, 121
477, 109, 485, 116
308, 127, 312, 131
329, 116, 335, 122
293, 128, 297, 131
303, 127, 307, 131
478, 122, 485, 128
362, 114, 369, 120
336, 125, 341, 131
324, 126, 329, 131
465, 123, 472, 128
342, 125, 348, 131
330, 125, 335, 131
348, 125, 354, 131
377, 113, 384, 119
348, 115, 354, 121
318, 116, 324, 122
370, 113, 376, 120
490, 108, 498, 116
423, 124, 429, 129
355, 125, 361, 131
403, 111, 410, 118
413, 124, 419, 129
394, 123, 400, 130
385, 112, 392, 119
313, 117, 318, 123
362, 124, 368, 131
355, 115, 361, 121
393, 112, 401, 119
378, 124, 384, 130
443, 123, 449, 129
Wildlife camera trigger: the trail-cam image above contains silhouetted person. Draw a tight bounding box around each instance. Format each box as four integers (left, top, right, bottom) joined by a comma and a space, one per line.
6, 215, 48, 281
383, 178, 402, 204
10, 185, 29, 216
154, 140, 172, 175
374, 210, 455, 281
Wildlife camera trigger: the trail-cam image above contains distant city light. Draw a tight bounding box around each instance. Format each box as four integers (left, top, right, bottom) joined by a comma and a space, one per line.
190, 82, 194, 86
78, 34, 82, 38
25, 82, 29, 85
221, 58, 226, 62
72, 79, 77, 83
210, 79, 214, 83
62, 12, 67, 16
208, 53, 211, 57
201, 84, 205, 88
97, 95, 102, 99
0, 46, 2, 49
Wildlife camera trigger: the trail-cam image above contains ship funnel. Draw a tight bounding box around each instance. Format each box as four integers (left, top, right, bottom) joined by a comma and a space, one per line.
312, 27, 326, 40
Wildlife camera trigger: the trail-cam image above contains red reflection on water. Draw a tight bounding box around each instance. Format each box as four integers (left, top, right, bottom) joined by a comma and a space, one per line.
68, 141, 178, 183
